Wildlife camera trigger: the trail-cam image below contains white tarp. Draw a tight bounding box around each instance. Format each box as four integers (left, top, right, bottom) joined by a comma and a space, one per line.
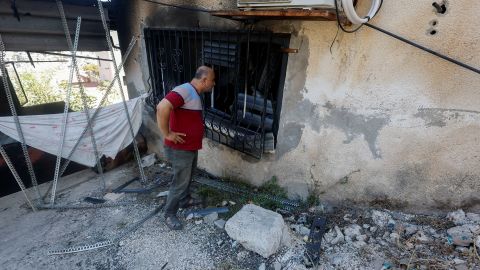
0, 96, 144, 167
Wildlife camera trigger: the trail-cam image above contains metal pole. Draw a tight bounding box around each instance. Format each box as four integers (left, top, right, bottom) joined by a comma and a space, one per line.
56, 0, 106, 196
97, 0, 147, 183
50, 16, 82, 205
0, 145, 37, 211
0, 34, 41, 200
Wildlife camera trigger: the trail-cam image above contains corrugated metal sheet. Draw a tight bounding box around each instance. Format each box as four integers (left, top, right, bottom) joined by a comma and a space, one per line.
0, 0, 109, 51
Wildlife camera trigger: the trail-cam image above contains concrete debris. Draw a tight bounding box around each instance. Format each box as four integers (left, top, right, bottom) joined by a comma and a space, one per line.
447, 225, 474, 246
404, 224, 419, 237
140, 153, 156, 168
3, 161, 480, 270
344, 224, 362, 242
467, 213, 480, 224
156, 191, 169, 197
447, 209, 467, 225
225, 204, 290, 258
103, 192, 124, 202
204, 212, 218, 224
214, 219, 226, 229
290, 224, 310, 236
412, 230, 431, 243
371, 210, 391, 228
258, 262, 266, 270
297, 213, 307, 224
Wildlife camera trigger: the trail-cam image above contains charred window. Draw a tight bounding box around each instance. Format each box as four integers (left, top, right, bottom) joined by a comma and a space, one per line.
145, 28, 290, 158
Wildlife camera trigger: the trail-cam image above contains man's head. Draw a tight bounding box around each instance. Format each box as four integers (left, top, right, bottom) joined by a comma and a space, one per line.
191, 66, 215, 93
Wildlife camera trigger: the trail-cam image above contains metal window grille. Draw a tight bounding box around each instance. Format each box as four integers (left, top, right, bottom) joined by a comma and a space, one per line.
144, 28, 290, 159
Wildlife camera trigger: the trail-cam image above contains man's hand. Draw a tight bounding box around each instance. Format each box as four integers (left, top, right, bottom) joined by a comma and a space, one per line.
165, 132, 186, 144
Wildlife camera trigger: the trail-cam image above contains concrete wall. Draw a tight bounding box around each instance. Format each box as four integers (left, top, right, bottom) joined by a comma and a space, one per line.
117, 0, 480, 212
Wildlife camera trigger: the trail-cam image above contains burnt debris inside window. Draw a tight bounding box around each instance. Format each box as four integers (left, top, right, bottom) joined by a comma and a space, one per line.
144, 28, 290, 158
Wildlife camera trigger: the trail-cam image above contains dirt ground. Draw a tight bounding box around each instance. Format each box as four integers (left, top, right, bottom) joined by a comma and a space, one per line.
1, 161, 479, 270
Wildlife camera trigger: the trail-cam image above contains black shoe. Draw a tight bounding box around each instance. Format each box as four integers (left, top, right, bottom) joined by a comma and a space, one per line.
165, 215, 183, 230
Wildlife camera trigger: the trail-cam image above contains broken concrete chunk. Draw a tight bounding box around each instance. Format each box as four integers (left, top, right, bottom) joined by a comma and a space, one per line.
195, 219, 203, 225
371, 210, 391, 228
156, 191, 169, 197
204, 212, 218, 224
214, 219, 226, 229
344, 224, 362, 242
475, 235, 480, 249
103, 192, 124, 202
412, 231, 430, 243
447, 209, 467, 225
297, 213, 307, 224
324, 225, 345, 246
273, 262, 282, 270
140, 153, 156, 168
404, 224, 419, 237
290, 224, 310, 236
258, 263, 266, 270
447, 225, 474, 246
466, 213, 480, 224
225, 204, 289, 258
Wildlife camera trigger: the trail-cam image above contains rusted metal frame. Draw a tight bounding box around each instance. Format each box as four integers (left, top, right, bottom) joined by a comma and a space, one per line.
211, 9, 340, 21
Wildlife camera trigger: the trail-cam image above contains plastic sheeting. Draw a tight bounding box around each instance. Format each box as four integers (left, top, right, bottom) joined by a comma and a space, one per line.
0, 96, 143, 167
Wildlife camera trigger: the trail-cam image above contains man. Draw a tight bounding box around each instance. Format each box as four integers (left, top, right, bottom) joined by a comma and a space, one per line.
156, 66, 215, 230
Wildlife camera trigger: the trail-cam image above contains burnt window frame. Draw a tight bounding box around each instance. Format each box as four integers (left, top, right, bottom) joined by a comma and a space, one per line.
144, 28, 290, 159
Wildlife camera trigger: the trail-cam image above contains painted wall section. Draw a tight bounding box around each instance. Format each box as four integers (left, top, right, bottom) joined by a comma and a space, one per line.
118, 0, 480, 212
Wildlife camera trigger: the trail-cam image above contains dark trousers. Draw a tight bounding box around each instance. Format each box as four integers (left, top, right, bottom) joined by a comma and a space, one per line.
164, 147, 198, 217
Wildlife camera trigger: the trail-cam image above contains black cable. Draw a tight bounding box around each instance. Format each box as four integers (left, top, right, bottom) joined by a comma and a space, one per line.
329, 25, 340, 54
364, 23, 480, 75
141, 0, 210, 13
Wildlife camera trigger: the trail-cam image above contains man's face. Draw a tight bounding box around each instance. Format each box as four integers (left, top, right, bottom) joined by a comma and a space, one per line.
202, 71, 216, 92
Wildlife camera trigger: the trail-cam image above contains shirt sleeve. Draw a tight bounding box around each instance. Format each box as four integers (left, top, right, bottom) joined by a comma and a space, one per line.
164, 91, 185, 109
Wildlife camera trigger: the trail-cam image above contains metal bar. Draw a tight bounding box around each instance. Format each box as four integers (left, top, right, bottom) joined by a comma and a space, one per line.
56, 37, 138, 179
55, 0, 106, 200
97, 0, 147, 184
50, 16, 82, 205
10, 63, 28, 104
0, 145, 37, 211
29, 51, 113, 62
5, 60, 67, 64
0, 34, 41, 200
260, 32, 273, 156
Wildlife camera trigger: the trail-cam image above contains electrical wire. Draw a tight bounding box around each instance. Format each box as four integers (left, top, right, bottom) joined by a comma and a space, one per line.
334, 0, 479, 75
364, 23, 480, 75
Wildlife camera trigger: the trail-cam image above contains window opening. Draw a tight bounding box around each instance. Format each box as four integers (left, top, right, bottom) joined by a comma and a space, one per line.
145, 28, 290, 159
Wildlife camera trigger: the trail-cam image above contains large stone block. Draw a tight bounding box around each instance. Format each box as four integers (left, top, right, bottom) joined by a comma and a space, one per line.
225, 204, 289, 258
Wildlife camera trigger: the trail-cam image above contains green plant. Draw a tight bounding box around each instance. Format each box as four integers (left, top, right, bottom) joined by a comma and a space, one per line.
20, 71, 62, 106
258, 176, 287, 198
